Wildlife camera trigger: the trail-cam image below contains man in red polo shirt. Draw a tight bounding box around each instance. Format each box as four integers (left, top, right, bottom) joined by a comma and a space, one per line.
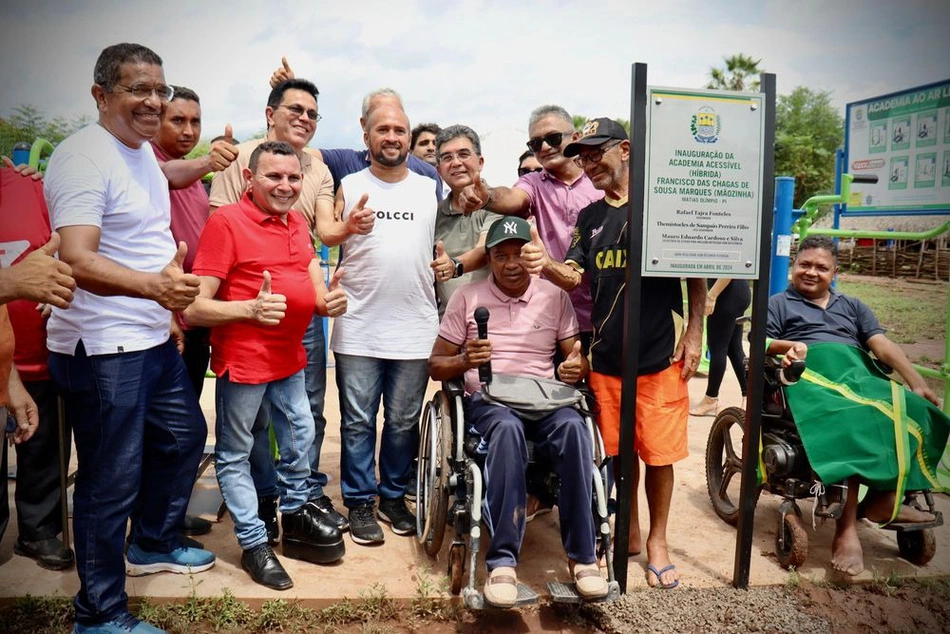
184, 141, 347, 591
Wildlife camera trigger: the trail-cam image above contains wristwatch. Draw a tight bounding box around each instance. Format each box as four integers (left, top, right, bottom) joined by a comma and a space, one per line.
451, 257, 464, 278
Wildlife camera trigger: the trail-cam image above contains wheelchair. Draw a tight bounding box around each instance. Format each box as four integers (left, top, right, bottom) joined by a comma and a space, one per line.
415, 374, 621, 609
705, 356, 943, 570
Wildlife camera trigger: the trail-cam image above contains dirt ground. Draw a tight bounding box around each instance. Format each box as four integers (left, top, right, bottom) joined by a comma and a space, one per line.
1, 274, 947, 633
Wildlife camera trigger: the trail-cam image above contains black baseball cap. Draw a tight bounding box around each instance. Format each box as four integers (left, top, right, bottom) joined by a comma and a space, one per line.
563, 118, 628, 157
485, 216, 532, 249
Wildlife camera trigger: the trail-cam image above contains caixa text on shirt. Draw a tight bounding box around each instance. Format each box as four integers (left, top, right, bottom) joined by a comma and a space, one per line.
374, 210, 416, 221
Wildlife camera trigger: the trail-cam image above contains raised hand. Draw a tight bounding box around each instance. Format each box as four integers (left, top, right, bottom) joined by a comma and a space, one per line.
323, 267, 347, 317
345, 194, 375, 236
269, 56, 296, 88
153, 241, 201, 311
557, 340, 584, 384
520, 225, 548, 276
11, 231, 76, 309
209, 124, 238, 172
250, 270, 287, 325
457, 175, 491, 213
430, 240, 453, 282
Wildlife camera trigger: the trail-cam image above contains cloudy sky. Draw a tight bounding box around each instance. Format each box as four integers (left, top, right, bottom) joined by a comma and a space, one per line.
1, 0, 947, 183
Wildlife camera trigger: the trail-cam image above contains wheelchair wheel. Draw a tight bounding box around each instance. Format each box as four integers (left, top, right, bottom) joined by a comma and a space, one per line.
448, 542, 466, 595
897, 529, 936, 566
705, 407, 755, 526
417, 396, 451, 556
776, 511, 808, 570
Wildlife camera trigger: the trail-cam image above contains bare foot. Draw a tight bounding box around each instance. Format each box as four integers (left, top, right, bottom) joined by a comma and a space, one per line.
628, 526, 642, 557
645, 537, 678, 587
831, 523, 864, 576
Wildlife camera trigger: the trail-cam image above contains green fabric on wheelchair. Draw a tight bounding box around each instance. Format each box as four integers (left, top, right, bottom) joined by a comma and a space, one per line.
481, 374, 585, 421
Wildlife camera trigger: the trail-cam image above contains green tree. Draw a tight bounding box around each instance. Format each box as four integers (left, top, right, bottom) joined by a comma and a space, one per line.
0, 105, 91, 159
774, 86, 843, 209
707, 53, 762, 92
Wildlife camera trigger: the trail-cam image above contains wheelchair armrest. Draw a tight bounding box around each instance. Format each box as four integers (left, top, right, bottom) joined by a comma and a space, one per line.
442, 378, 466, 398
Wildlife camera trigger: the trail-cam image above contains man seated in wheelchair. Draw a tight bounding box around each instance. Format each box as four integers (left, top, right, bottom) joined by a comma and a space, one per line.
428, 216, 608, 607
766, 234, 949, 575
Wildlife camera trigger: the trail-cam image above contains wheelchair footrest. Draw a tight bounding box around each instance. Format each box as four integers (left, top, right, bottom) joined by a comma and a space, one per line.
883, 510, 943, 532
547, 580, 621, 604
462, 583, 538, 610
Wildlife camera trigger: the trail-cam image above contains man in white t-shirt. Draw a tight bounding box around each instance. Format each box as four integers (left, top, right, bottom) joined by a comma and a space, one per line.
43, 43, 213, 634
318, 104, 438, 546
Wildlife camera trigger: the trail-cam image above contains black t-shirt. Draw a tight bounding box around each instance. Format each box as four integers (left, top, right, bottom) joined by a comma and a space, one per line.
565, 198, 683, 376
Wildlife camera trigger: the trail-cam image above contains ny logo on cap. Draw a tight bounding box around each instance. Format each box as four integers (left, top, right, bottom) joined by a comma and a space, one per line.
503, 221, 519, 235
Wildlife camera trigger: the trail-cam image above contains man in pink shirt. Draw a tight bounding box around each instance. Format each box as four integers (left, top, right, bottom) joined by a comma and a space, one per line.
151, 85, 237, 396
429, 216, 607, 608
456, 105, 603, 348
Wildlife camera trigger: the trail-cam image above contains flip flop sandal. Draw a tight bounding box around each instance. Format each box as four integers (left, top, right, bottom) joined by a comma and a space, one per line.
647, 563, 680, 589
483, 567, 518, 608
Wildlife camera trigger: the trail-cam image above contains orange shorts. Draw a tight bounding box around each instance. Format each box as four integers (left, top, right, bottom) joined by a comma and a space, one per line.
588, 362, 689, 466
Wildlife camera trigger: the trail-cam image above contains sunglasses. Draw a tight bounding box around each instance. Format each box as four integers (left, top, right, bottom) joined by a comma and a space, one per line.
517, 166, 543, 177
573, 140, 622, 168
526, 131, 572, 153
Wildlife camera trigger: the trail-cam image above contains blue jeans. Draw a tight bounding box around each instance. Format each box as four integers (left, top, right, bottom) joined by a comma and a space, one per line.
303, 314, 329, 495
48, 340, 205, 626
215, 369, 315, 550
335, 354, 428, 507
248, 314, 328, 499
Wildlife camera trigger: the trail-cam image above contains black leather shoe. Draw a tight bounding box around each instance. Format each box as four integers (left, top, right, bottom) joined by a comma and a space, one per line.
281, 505, 345, 564
180, 514, 212, 536
258, 496, 280, 545
241, 544, 293, 590
14, 537, 75, 571
308, 495, 349, 532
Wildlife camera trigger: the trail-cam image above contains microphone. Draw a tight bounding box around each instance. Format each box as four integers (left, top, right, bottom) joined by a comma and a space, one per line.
473, 306, 492, 385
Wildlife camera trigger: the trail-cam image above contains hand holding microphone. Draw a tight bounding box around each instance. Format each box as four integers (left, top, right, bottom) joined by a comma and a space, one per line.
471, 306, 492, 384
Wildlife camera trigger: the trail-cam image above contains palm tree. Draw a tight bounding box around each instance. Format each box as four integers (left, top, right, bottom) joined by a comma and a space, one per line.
707, 54, 763, 92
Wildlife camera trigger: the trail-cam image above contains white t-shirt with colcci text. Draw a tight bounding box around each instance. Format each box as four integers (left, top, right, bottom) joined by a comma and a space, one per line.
331, 167, 438, 359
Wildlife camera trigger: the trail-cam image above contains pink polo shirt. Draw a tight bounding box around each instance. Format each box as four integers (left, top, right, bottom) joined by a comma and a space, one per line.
438, 275, 579, 395
151, 142, 209, 274
514, 169, 602, 331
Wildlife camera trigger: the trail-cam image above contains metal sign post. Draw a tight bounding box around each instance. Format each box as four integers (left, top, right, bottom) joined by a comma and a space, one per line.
732, 72, 776, 588
614, 62, 648, 592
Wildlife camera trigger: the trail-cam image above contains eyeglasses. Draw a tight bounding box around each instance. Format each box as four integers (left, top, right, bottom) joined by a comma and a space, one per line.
526, 131, 572, 153
573, 140, 621, 168
280, 104, 322, 122
114, 83, 174, 102
517, 166, 543, 177
438, 149, 476, 165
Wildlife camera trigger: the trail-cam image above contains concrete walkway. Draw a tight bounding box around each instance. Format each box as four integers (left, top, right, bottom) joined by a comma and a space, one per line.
1, 366, 948, 605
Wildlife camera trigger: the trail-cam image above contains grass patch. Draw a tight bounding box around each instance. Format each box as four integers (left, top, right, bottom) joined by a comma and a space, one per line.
836, 277, 945, 346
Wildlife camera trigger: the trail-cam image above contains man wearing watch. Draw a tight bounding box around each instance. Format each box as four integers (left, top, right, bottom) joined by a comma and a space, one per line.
429, 125, 502, 318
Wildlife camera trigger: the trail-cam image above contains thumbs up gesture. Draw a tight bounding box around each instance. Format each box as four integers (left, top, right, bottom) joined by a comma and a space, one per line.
520, 225, 548, 276
153, 241, 201, 311
9, 231, 76, 308
556, 340, 586, 384
270, 56, 296, 88
345, 193, 375, 236
430, 240, 453, 282
250, 270, 288, 325
321, 267, 347, 317
209, 124, 238, 172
